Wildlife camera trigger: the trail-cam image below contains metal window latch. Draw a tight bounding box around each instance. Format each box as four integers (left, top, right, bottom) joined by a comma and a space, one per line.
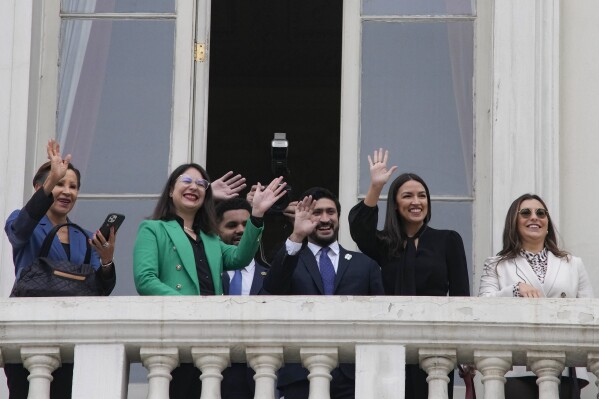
194, 43, 206, 62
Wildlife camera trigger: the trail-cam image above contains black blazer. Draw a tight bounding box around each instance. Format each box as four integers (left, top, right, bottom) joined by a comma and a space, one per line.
261, 243, 383, 389
349, 201, 470, 297
222, 261, 269, 295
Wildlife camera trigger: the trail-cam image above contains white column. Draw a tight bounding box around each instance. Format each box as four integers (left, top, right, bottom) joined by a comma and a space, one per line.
527, 351, 565, 399
418, 349, 456, 399
474, 350, 512, 399
192, 347, 230, 399
72, 344, 128, 399
21, 347, 61, 399
0, 0, 33, 298
587, 353, 599, 393
490, 0, 561, 254
140, 347, 179, 399
300, 347, 338, 399
246, 346, 283, 399
355, 344, 405, 399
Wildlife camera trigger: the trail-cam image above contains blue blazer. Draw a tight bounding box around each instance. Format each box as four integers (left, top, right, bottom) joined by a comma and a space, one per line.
6, 210, 99, 279
5, 189, 114, 294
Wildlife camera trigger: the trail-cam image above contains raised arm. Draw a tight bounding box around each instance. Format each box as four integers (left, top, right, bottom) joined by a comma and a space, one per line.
364, 148, 397, 207
261, 196, 317, 294
250, 176, 288, 217
211, 171, 247, 201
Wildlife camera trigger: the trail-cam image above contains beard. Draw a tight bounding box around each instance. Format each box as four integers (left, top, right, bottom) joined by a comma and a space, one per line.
308, 222, 339, 247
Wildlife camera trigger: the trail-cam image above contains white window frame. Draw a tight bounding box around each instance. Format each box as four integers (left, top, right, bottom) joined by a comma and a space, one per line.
338, 0, 561, 291
33, 0, 197, 177
338, 0, 493, 267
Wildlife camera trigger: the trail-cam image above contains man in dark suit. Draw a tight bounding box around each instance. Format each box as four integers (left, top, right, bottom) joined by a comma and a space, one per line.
216, 198, 270, 399
262, 187, 384, 399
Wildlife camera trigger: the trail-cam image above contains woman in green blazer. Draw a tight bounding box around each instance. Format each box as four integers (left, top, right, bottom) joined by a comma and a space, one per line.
134, 163, 285, 296
133, 163, 286, 398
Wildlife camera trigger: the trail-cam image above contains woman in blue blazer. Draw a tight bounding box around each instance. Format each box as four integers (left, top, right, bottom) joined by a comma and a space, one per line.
4, 139, 117, 399
133, 162, 286, 398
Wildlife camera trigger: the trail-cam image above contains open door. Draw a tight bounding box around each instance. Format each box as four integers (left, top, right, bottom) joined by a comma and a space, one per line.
203, 1, 343, 259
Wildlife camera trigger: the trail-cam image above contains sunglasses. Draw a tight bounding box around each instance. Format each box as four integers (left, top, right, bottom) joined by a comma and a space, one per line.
518, 208, 548, 219
178, 175, 210, 189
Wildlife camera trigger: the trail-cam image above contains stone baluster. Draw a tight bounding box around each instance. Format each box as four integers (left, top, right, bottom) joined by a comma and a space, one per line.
527, 351, 565, 399
21, 347, 61, 399
246, 346, 283, 399
587, 353, 599, 393
140, 347, 179, 399
474, 350, 512, 399
192, 347, 230, 399
418, 349, 456, 399
300, 347, 338, 399
355, 344, 405, 399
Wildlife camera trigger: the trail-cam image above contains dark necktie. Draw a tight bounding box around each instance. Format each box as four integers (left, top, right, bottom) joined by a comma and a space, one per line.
229, 269, 242, 295
319, 247, 336, 295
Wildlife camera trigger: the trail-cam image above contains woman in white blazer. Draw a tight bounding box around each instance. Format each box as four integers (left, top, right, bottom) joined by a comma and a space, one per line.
479, 193, 594, 399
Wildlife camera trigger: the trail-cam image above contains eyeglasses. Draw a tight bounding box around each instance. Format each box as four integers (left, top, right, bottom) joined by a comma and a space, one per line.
518, 208, 549, 219
178, 175, 210, 189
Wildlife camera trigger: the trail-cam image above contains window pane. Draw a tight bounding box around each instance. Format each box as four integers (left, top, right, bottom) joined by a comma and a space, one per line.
362, 0, 474, 16
68, 198, 157, 296
359, 21, 473, 196
57, 19, 174, 194
61, 0, 175, 13
371, 200, 473, 282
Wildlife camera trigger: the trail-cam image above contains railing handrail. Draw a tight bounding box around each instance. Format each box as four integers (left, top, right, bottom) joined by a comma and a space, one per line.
1, 296, 597, 365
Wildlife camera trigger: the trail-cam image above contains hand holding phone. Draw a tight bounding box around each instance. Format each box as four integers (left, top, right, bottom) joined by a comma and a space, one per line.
98, 213, 125, 240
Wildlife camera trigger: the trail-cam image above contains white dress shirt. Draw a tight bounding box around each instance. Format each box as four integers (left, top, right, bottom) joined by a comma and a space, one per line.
285, 239, 340, 273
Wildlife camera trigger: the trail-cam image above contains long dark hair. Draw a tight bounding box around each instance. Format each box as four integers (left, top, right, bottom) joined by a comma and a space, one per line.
497, 193, 568, 260
151, 163, 218, 235
379, 173, 431, 257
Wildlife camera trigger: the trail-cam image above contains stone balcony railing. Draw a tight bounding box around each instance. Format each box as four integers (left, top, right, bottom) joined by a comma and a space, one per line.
1, 296, 599, 399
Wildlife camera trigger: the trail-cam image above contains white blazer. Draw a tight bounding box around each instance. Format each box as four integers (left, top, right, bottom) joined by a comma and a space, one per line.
478, 251, 594, 378
479, 252, 593, 299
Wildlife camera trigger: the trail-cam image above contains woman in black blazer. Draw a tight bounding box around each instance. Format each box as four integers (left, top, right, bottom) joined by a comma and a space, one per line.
348, 148, 470, 399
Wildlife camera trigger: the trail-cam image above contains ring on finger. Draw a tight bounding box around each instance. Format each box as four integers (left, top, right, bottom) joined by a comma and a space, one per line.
102, 242, 109, 248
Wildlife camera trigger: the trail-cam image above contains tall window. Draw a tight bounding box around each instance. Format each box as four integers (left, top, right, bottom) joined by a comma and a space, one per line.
48, 0, 193, 295
357, 0, 475, 275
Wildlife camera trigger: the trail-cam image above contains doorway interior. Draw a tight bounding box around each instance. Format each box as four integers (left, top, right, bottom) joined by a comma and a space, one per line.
207, 0, 343, 259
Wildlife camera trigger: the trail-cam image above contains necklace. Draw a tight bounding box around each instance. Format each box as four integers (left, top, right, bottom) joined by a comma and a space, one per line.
183, 226, 195, 233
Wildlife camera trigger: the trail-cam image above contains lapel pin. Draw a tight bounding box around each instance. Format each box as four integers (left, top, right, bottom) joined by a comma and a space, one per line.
345, 254, 352, 260
261, 271, 267, 276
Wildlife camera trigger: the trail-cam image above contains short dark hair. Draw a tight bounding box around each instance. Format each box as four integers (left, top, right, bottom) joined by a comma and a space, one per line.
300, 187, 341, 214
215, 198, 252, 222
151, 163, 218, 235
381, 173, 432, 257
33, 161, 81, 189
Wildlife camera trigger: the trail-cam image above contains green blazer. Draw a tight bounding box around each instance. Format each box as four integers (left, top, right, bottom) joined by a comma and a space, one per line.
133, 219, 263, 295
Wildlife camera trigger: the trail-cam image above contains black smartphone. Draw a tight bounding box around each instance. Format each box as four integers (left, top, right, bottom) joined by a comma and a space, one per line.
98, 213, 125, 239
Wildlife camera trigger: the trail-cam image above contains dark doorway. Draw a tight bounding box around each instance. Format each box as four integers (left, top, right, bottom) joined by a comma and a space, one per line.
207, 0, 343, 260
